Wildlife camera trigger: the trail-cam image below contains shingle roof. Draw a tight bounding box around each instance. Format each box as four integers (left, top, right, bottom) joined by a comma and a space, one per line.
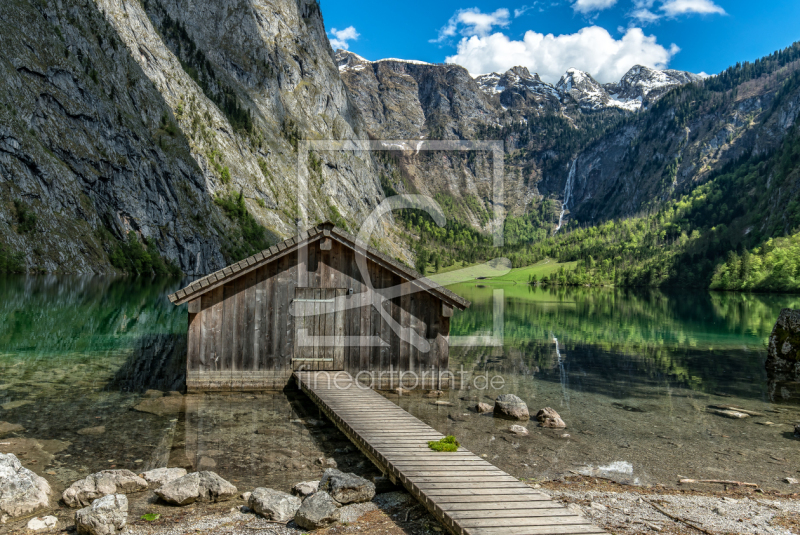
168, 222, 470, 310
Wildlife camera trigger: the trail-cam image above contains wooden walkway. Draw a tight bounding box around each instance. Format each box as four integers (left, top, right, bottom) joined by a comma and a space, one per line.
295, 371, 606, 535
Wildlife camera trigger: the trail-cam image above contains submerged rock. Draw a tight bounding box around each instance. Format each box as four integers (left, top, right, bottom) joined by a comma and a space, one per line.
74, 494, 127, 535
63, 470, 148, 508
509, 425, 529, 436
292, 480, 319, 498
319, 469, 375, 505
294, 491, 340, 530
139, 467, 187, 487
0, 422, 24, 437
248, 488, 301, 522
476, 402, 493, 413
154, 471, 237, 505
536, 407, 567, 428
77, 426, 106, 436
494, 394, 529, 420
708, 408, 748, 419
0, 453, 51, 517
132, 395, 185, 417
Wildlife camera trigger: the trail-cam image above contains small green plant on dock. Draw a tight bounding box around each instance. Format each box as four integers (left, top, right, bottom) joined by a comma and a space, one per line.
428, 435, 460, 452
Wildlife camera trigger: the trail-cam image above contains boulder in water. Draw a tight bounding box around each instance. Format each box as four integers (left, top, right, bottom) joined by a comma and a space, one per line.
494, 394, 529, 420
536, 407, 567, 428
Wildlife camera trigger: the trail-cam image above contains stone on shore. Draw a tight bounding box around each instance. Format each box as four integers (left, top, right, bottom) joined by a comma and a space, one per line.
62, 470, 148, 508
319, 469, 375, 505
292, 480, 319, 498
294, 491, 340, 530
494, 394, 529, 420
0, 422, 24, 437
248, 488, 301, 522
536, 407, 567, 428
0, 453, 51, 517
74, 494, 127, 535
475, 402, 493, 413
315, 457, 337, 469
154, 471, 237, 506
27, 515, 57, 531
139, 467, 187, 487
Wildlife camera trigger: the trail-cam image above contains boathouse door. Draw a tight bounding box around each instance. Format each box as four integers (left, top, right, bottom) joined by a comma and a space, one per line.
292, 287, 346, 371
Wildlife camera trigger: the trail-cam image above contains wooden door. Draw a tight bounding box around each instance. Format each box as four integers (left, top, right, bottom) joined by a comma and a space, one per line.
293, 288, 345, 370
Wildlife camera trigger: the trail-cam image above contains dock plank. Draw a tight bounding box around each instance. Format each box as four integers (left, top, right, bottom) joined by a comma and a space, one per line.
295, 371, 605, 535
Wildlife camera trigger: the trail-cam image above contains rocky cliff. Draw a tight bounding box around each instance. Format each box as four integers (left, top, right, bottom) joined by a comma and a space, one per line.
0, 0, 387, 274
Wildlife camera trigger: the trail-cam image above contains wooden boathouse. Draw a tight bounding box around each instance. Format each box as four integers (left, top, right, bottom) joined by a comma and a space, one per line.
168, 222, 469, 392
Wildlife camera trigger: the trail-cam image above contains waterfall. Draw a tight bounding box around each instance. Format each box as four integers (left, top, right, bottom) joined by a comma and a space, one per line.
554, 159, 576, 233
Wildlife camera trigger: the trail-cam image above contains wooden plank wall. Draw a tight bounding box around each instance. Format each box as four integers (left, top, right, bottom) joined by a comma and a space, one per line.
187, 240, 450, 391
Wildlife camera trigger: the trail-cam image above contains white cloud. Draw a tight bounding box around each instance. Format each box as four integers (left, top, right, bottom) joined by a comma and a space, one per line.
572, 0, 617, 14
431, 8, 511, 43
514, 4, 535, 17
631, 8, 661, 23
661, 0, 725, 16
445, 26, 679, 84
329, 26, 360, 50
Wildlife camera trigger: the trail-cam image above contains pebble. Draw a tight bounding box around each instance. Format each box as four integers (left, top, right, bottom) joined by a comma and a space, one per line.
784, 477, 799, 484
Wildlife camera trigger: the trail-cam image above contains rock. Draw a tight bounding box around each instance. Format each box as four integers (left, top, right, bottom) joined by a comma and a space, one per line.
294, 491, 340, 530
494, 394, 529, 420
315, 457, 337, 469
0, 422, 24, 437
590, 501, 607, 512
0, 453, 51, 517
77, 426, 106, 436
0, 400, 32, 411
336, 501, 378, 523
27, 515, 57, 531
132, 395, 185, 417
767, 309, 800, 400
248, 488, 301, 522
785, 477, 799, 484
708, 405, 766, 417
509, 425, 529, 436
708, 408, 748, 419
292, 480, 320, 498
62, 470, 148, 508
319, 469, 375, 505
536, 407, 567, 428
424, 390, 445, 398
74, 494, 127, 535
434, 401, 454, 406
139, 468, 187, 487
154, 471, 237, 505
197, 457, 217, 470
476, 402, 493, 413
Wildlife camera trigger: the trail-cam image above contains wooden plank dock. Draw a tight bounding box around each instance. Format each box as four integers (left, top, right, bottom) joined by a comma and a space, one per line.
295, 371, 606, 535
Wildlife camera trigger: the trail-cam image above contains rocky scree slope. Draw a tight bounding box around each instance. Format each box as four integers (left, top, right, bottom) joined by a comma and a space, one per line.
0, 0, 389, 274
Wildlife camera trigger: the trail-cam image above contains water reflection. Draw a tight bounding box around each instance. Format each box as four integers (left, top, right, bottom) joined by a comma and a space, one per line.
1, 276, 799, 493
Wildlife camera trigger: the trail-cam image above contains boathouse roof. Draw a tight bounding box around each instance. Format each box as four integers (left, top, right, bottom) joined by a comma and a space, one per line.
168, 222, 470, 310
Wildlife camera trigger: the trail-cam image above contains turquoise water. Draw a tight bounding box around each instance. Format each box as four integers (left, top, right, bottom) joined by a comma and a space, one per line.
0, 276, 799, 492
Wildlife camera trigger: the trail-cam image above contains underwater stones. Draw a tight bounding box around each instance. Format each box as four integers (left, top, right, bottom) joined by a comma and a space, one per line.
77, 426, 106, 436
63, 470, 148, 508
0, 453, 51, 517
139, 467, 187, 487
132, 394, 185, 417
292, 480, 319, 498
154, 471, 237, 506
509, 425, 529, 436
494, 394, 530, 420
294, 491, 340, 530
1, 400, 33, 411
0, 422, 24, 437
708, 408, 748, 419
424, 390, 445, 398
319, 469, 375, 505
315, 457, 337, 469
74, 494, 127, 535
476, 402, 493, 413
27, 515, 57, 531
536, 407, 567, 428
248, 488, 301, 522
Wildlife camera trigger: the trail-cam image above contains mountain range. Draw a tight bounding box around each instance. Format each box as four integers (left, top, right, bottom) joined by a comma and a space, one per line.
1, 0, 799, 276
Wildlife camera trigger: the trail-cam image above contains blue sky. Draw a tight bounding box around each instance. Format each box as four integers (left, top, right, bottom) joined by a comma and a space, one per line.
321, 0, 800, 83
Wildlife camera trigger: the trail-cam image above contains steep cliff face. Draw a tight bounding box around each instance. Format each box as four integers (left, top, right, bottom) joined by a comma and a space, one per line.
0, 0, 227, 274
544, 65, 800, 231
0, 0, 389, 274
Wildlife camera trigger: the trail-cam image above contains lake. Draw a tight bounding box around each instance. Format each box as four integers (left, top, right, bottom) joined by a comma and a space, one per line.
0, 276, 798, 494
